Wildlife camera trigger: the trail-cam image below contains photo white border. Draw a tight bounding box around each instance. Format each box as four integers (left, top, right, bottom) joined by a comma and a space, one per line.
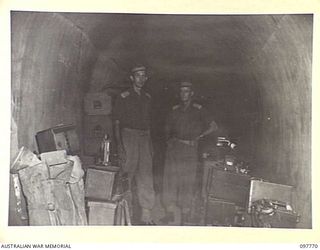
0, 0, 319, 244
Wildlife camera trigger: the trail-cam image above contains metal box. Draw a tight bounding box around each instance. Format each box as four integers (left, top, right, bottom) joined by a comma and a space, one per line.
35, 124, 80, 155
87, 201, 117, 225
207, 168, 251, 207
85, 167, 117, 200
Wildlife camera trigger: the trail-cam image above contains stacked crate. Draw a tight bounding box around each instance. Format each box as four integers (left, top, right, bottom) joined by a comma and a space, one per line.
202, 160, 251, 226
83, 92, 113, 157
84, 165, 130, 225
202, 160, 299, 228
85, 166, 118, 225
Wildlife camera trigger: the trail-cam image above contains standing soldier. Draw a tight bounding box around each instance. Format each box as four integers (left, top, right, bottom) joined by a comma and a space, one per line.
113, 65, 155, 225
161, 81, 218, 225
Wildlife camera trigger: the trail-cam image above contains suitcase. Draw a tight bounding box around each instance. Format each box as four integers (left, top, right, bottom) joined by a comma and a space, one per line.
251, 199, 299, 228
205, 197, 236, 226
208, 168, 251, 207
258, 209, 299, 228
248, 180, 298, 228
248, 180, 294, 213
35, 124, 80, 155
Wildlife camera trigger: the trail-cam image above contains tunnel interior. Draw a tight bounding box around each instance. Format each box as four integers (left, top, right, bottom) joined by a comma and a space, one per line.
10, 12, 312, 228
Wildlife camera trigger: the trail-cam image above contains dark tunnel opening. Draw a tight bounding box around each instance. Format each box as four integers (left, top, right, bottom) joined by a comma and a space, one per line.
9, 12, 312, 228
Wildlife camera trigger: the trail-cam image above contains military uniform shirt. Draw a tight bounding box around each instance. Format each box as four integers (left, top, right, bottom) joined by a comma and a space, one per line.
166, 102, 215, 140
113, 88, 151, 130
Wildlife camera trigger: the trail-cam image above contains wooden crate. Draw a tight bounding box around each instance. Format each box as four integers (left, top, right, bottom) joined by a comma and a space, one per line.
85, 167, 117, 200
87, 201, 117, 225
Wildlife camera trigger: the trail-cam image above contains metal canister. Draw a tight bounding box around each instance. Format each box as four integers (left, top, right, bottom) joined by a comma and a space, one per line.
102, 134, 110, 165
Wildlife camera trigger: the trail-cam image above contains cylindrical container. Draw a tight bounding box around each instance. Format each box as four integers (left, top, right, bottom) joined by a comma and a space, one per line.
102, 134, 110, 165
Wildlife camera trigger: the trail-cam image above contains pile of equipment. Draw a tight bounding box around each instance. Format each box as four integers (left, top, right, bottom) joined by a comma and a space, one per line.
200, 136, 299, 228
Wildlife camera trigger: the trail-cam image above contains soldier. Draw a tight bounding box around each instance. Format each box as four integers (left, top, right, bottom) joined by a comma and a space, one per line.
113, 65, 155, 225
161, 81, 218, 225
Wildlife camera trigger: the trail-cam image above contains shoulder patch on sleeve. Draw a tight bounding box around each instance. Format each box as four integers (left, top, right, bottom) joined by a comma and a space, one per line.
120, 91, 130, 98
145, 92, 151, 98
172, 105, 180, 110
193, 103, 202, 109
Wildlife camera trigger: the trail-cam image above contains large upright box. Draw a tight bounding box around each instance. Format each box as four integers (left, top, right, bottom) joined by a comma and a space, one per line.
84, 93, 112, 115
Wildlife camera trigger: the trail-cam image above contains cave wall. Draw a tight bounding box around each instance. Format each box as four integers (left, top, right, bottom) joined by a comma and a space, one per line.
10, 12, 97, 225
11, 12, 97, 153
9, 12, 313, 229
249, 15, 312, 228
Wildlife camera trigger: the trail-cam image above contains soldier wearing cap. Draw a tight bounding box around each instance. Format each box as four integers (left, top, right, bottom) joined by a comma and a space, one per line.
161, 81, 218, 225
113, 65, 155, 225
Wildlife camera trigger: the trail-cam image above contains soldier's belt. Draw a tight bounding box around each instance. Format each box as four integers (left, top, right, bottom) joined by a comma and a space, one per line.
174, 138, 197, 146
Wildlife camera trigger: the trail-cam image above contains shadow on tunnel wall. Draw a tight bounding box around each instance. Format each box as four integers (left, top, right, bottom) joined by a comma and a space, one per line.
10, 12, 312, 228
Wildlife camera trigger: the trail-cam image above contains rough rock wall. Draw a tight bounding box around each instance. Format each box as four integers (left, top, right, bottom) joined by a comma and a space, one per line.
249, 15, 312, 228
11, 12, 97, 153
10, 12, 97, 225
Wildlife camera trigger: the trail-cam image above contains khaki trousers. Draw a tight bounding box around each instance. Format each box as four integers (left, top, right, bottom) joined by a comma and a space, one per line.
122, 128, 155, 210
163, 139, 198, 213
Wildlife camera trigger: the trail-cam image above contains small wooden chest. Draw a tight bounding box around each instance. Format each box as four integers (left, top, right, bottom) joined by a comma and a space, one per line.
87, 201, 117, 225
85, 167, 118, 200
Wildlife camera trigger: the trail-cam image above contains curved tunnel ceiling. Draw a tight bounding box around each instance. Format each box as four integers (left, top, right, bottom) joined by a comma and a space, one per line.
61, 13, 285, 85
60, 13, 312, 138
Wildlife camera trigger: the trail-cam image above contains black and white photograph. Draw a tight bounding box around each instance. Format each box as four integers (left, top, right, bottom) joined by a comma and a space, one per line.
2, 1, 319, 247
8, 11, 313, 230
